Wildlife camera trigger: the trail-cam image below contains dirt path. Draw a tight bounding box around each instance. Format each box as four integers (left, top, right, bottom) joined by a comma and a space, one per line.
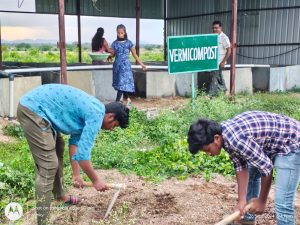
21, 170, 300, 225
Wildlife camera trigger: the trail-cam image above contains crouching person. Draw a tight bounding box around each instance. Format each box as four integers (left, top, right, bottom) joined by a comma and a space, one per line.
17, 84, 129, 225
187, 111, 300, 225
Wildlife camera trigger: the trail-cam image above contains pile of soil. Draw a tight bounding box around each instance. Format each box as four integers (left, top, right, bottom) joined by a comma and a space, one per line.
21, 170, 300, 225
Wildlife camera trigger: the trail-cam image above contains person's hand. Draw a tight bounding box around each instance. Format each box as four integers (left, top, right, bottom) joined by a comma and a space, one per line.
72, 175, 84, 188
248, 198, 266, 214
107, 56, 113, 62
234, 199, 247, 219
219, 61, 225, 68
141, 64, 147, 71
93, 179, 109, 192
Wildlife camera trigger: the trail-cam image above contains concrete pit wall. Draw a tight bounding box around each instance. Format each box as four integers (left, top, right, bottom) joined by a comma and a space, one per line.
0, 76, 41, 117
269, 65, 300, 92
198, 68, 253, 94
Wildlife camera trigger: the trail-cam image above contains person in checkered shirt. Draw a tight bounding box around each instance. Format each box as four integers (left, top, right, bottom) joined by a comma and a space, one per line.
188, 111, 300, 225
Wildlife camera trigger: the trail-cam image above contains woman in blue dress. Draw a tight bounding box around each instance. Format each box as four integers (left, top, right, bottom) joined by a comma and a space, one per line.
108, 24, 146, 107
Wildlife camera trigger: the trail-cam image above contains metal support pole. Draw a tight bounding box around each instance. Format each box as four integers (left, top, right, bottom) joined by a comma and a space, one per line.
191, 73, 195, 110
0, 19, 3, 70
77, 0, 82, 63
8, 74, 14, 120
135, 0, 141, 59
58, 0, 68, 84
163, 0, 167, 62
230, 0, 238, 95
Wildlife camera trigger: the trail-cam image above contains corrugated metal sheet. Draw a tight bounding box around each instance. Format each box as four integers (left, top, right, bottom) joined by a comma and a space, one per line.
35, 0, 163, 19
167, 0, 300, 65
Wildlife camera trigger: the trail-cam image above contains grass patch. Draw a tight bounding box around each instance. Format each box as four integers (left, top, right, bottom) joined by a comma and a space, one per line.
1, 92, 300, 220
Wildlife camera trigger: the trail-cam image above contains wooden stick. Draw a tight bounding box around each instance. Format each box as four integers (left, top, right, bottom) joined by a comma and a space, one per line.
214, 203, 253, 225
82, 181, 125, 189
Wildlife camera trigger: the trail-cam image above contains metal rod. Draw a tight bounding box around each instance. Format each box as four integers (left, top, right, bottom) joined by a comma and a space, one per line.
58, 0, 68, 84
0, 18, 2, 70
230, 0, 238, 95
163, 0, 167, 62
1, 64, 270, 75
77, 0, 82, 63
135, 0, 141, 59
166, 5, 300, 21
8, 74, 14, 120
191, 73, 195, 110
238, 43, 300, 47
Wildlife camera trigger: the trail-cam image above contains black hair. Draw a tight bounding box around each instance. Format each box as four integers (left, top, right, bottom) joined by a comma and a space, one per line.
92, 27, 105, 51
187, 119, 222, 154
116, 24, 128, 41
105, 102, 130, 128
212, 20, 222, 27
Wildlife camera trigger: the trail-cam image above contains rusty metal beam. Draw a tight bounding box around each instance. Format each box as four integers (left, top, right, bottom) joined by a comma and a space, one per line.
77, 0, 82, 63
58, 0, 68, 84
230, 0, 237, 95
163, 0, 167, 62
135, 0, 141, 58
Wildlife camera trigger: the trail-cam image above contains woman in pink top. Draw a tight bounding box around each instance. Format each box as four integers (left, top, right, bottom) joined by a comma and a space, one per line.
91, 27, 113, 64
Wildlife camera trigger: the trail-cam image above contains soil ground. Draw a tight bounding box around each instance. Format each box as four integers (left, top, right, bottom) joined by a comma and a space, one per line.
2, 97, 300, 224
20, 169, 300, 225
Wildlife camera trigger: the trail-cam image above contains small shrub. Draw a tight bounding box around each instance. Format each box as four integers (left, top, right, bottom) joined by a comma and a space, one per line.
3, 123, 24, 139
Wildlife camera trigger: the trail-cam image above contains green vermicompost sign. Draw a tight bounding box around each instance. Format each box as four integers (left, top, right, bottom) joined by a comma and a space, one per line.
167, 34, 219, 74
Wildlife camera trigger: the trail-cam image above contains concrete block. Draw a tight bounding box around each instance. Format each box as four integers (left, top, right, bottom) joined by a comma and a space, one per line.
146, 71, 176, 98
68, 71, 95, 96
92, 70, 116, 101
175, 73, 198, 97
269, 67, 286, 92
286, 65, 300, 90
252, 67, 270, 91
223, 68, 253, 94
0, 76, 41, 117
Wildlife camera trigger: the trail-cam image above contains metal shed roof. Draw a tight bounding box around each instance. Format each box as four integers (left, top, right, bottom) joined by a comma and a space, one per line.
35, 0, 163, 19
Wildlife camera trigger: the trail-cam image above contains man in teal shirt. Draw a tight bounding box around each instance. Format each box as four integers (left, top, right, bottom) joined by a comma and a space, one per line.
17, 84, 130, 225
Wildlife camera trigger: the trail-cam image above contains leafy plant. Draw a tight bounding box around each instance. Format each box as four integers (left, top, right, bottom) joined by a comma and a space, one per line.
1, 92, 300, 219
3, 123, 24, 138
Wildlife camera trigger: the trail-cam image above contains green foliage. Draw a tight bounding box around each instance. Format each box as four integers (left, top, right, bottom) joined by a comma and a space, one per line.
3, 45, 164, 63
15, 43, 31, 50
0, 140, 35, 216
3, 123, 24, 138
1, 93, 300, 218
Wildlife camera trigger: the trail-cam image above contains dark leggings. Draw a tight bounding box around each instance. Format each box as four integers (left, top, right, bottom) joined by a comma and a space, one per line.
116, 90, 130, 102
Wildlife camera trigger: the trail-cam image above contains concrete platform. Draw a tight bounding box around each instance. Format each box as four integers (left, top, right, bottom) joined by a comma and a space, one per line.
198, 68, 253, 94
269, 65, 300, 92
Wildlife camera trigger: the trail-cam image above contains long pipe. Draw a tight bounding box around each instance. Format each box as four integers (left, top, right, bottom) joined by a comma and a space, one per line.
77, 0, 82, 63
8, 74, 14, 120
58, 0, 68, 84
0, 18, 2, 70
163, 0, 167, 62
135, 0, 141, 58
230, 0, 238, 95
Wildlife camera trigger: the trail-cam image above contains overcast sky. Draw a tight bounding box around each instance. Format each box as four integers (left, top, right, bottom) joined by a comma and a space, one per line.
0, 12, 164, 45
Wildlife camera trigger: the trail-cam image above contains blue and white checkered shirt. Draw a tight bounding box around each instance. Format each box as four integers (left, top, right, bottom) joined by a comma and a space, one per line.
221, 111, 300, 176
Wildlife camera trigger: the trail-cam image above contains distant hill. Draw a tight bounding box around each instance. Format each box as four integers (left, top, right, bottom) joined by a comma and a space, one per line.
3, 39, 57, 45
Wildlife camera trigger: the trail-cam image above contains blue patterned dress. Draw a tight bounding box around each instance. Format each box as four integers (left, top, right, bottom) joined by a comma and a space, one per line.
111, 40, 135, 93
